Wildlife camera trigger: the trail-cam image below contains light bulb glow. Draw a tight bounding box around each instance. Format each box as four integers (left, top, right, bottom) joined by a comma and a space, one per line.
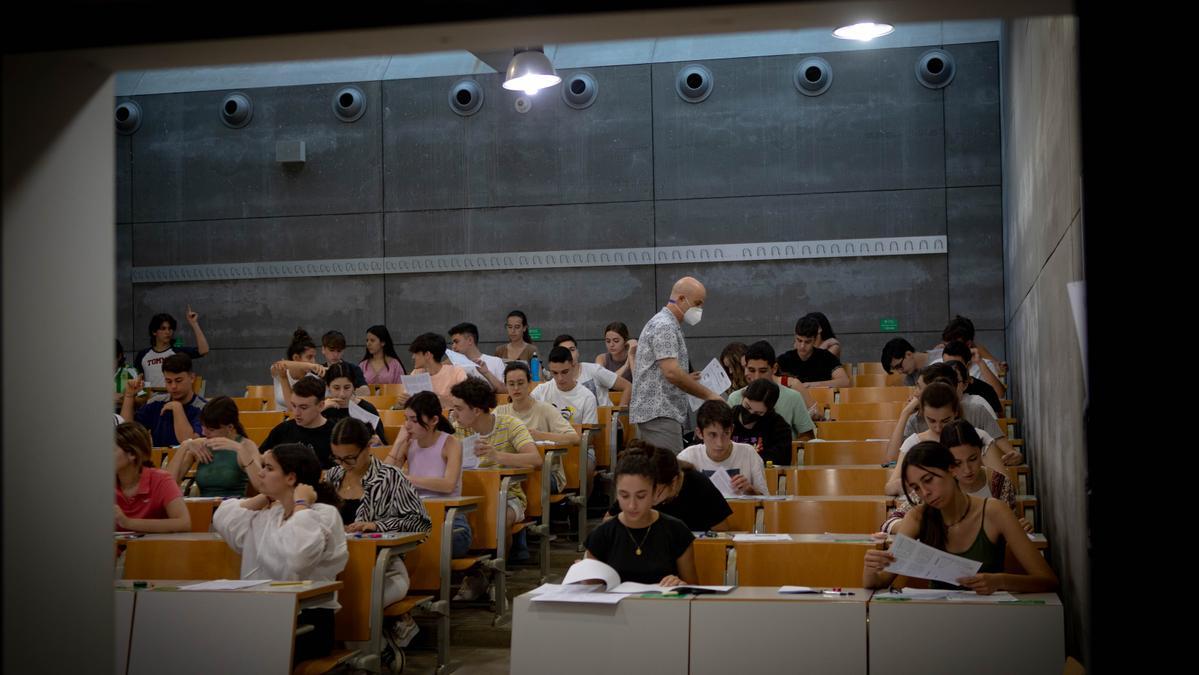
832, 22, 895, 41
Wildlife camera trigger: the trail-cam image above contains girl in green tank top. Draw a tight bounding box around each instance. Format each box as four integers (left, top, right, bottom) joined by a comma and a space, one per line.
167, 396, 264, 499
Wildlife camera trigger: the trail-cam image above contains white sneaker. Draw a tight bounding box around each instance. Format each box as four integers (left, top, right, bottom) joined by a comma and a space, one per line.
389, 614, 420, 648
453, 573, 488, 601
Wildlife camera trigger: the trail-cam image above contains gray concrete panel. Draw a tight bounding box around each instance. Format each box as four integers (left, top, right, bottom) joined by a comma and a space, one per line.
383, 267, 657, 354
944, 42, 1002, 187
122, 58, 392, 96
651, 255, 950, 341
130, 81, 382, 222
654, 189, 946, 247
653, 48, 945, 201
947, 186, 1004, 330
116, 222, 134, 351
384, 201, 654, 257
132, 213, 384, 266
383, 65, 653, 212
116, 111, 132, 223
132, 276, 384, 351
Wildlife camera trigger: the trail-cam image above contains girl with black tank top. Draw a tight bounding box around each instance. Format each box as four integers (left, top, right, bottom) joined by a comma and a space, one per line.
862, 441, 1057, 595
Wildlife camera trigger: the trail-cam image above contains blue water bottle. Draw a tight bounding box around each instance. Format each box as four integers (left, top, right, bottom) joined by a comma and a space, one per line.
529, 355, 541, 382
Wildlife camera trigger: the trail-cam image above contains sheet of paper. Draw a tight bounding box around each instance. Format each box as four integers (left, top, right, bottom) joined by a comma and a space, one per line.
460, 435, 479, 470
609, 582, 733, 594
945, 591, 1019, 603
779, 586, 815, 594
687, 358, 733, 410
530, 590, 626, 605
529, 583, 599, 597
876, 588, 954, 600
347, 400, 381, 429
401, 373, 433, 395
817, 533, 878, 543
561, 558, 621, 591
179, 579, 270, 591
732, 534, 791, 542
708, 468, 736, 497
883, 534, 982, 586
758, 495, 788, 501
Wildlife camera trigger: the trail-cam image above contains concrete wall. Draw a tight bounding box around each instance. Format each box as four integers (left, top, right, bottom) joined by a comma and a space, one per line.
1001, 15, 1088, 664
116, 43, 1004, 396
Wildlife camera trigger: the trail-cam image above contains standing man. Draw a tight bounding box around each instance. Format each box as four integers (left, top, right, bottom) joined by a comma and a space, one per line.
630, 276, 723, 454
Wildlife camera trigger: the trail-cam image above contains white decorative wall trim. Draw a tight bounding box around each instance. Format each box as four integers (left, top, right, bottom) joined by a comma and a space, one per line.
131, 235, 947, 284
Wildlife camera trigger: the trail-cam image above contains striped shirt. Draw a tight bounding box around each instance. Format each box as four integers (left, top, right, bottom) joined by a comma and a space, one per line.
325, 456, 431, 533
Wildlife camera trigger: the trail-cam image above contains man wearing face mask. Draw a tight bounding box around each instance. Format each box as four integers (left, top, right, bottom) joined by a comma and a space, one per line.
630, 276, 724, 454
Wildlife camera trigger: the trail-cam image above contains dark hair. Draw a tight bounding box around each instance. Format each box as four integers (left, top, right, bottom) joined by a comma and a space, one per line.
292, 376, 326, 401
743, 378, 780, 410
552, 334, 577, 349
744, 340, 777, 367
503, 361, 532, 380
116, 421, 154, 468
942, 315, 976, 343
450, 377, 496, 411
940, 419, 984, 449
719, 342, 748, 391
880, 338, 915, 373
613, 445, 659, 488
942, 340, 972, 362
547, 345, 573, 365
947, 360, 970, 386
918, 382, 961, 416
919, 362, 959, 386
621, 440, 681, 486
696, 399, 734, 432
901, 441, 959, 551
288, 328, 317, 360
449, 322, 480, 344
409, 332, 448, 362
603, 322, 630, 341
404, 391, 455, 434
267, 443, 341, 507
321, 330, 347, 351
116, 339, 126, 368
331, 417, 373, 449
323, 362, 356, 387
162, 353, 193, 375
506, 310, 532, 343
362, 325, 404, 369
803, 312, 837, 340
794, 316, 821, 339
201, 396, 247, 437
148, 313, 177, 338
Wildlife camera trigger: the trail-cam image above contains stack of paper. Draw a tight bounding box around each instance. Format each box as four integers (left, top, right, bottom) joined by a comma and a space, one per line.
883, 534, 982, 586
686, 359, 733, 411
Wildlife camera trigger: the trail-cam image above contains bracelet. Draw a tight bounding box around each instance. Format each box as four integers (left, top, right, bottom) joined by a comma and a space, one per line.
293, 499, 309, 506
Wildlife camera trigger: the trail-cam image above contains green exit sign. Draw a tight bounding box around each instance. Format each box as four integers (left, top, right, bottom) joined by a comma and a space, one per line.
528, 328, 542, 341
880, 318, 899, 332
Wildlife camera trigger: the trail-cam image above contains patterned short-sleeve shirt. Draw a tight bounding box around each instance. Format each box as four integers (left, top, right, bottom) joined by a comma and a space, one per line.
631, 308, 690, 425
455, 413, 536, 507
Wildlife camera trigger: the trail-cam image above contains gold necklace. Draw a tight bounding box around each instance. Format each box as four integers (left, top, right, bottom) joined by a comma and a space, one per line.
622, 517, 654, 556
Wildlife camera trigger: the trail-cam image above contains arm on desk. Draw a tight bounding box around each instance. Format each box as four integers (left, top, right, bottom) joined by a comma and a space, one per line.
956, 504, 1057, 594
661, 544, 697, 586
117, 496, 192, 533
863, 512, 922, 589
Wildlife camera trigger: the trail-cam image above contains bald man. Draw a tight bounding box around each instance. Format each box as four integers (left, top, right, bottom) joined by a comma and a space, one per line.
629, 276, 723, 453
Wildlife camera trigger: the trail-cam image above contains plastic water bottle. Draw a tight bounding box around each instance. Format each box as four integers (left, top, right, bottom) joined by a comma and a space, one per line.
529, 355, 541, 382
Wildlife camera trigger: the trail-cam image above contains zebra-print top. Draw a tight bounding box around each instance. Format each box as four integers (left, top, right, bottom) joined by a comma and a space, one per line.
325, 456, 431, 534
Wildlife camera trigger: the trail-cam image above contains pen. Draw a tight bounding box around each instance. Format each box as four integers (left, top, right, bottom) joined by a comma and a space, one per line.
822, 590, 855, 596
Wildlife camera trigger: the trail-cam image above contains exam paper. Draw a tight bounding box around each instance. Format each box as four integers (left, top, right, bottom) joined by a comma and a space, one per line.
708, 468, 736, 497
687, 358, 733, 410
609, 582, 734, 594
401, 373, 433, 395
883, 534, 982, 586
561, 558, 621, 591
180, 580, 270, 591
347, 400, 380, 429
460, 435, 480, 470
732, 534, 791, 542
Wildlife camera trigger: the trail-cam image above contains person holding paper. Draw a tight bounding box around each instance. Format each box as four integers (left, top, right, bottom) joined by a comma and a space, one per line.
727, 340, 816, 439
532, 346, 600, 426
386, 392, 473, 558
630, 276, 723, 454
552, 334, 631, 406
165, 396, 263, 498
360, 325, 407, 385
319, 363, 387, 446
408, 333, 469, 408
212, 443, 348, 663
449, 322, 508, 392
114, 422, 192, 533
862, 442, 1057, 594
585, 450, 697, 586
678, 401, 768, 496
603, 440, 733, 532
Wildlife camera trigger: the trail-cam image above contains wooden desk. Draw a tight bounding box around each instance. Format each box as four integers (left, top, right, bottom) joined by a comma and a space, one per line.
732, 534, 877, 588
690, 587, 868, 674
510, 592, 690, 675
122, 532, 241, 580
692, 538, 733, 585
760, 496, 889, 534
836, 387, 914, 404
461, 466, 532, 620
337, 531, 428, 671
785, 466, 891, 496
121, 579, 342, 675
184, 497, 222, 532
815, 421, 897, 441
723, 498, 759, 532
868, 591, 1064, 675
801, 440, 889, 465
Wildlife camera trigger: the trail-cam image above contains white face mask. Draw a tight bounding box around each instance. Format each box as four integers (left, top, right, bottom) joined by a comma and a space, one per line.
683, 306, 703, 326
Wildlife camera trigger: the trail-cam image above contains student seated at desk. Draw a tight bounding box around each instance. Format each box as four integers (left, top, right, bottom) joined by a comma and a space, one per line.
804, 311, 842, 359
727, 340, 816, 440
603, 441, 733, 532
114, 422, 191, 533
595, 321, 635, 384
260, 377, 336, 470
327, 418, 431, 661
409, 332, 469, 408
120, 353, 205, 447
386, 391, 473, 557
212, 443, 348, 663
882, 421, 1031, 534
678, 401, 768, 496
495, 361, 581, 493
319, 363, 387, 446
885, 383, 996, 496
360, 324, 407, 385
730, 378, 793, 467
166, 396, 263, 498
586, 450, 697, 586
270, 327, 326, 410
863, 441, 1056, 594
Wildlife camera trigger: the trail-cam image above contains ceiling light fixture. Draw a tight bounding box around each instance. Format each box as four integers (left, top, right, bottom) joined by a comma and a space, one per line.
502, 46, 561, 96
832, 22, 895, 41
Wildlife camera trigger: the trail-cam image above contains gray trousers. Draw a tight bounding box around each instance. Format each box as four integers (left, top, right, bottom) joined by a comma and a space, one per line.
634, 417, 685, 454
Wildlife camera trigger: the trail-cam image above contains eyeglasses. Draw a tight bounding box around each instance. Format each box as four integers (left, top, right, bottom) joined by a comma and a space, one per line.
331, 449, 365, 466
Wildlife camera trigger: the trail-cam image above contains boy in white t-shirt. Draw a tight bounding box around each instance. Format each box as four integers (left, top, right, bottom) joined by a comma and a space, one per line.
553, 335, 631, 406
530, 346, 599, 425
678, 400, 767, 496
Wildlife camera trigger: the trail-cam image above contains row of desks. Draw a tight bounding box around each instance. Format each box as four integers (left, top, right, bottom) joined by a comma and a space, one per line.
512, 586, 1063, 675
720, 494, 1042, 535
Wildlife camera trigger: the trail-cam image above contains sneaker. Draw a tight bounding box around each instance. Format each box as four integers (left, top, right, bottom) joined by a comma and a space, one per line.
390, 614, 420, 648
453, 572, 488, 601
380, 643, 405, 674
